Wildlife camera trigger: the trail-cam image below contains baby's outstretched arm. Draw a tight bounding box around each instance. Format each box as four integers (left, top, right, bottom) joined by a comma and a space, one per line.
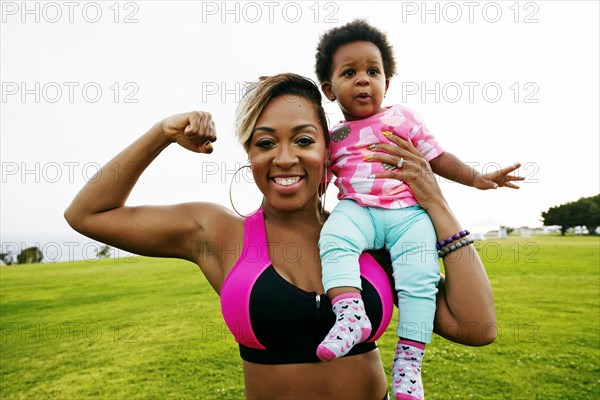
478, 162, 524, 189
430, 152, 524, 190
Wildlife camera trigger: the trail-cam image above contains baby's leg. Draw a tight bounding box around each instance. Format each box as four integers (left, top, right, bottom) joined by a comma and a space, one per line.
393, 339, 426, 400
384, 205, 439, 400
317, 200, 378, 361
317, 292, 372, 361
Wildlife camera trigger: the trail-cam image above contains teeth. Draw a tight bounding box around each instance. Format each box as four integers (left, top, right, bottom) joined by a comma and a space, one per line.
274, 177, 300, 186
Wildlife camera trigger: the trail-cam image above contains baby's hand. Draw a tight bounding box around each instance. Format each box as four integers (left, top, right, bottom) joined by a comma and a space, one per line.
475, 163, 524, 190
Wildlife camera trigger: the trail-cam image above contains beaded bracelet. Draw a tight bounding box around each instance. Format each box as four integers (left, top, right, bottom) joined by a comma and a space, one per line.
438, 238, 475, 258
436, 230, 470, 250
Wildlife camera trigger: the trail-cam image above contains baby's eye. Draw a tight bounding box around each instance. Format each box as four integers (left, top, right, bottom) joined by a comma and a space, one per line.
255, 139, 275, 149
343, 70, 356, 78
297, 137, 315, 147
368, 68, 379, 76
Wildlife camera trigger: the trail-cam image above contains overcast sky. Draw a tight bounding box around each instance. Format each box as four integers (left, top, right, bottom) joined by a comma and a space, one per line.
1, 1, 599, 261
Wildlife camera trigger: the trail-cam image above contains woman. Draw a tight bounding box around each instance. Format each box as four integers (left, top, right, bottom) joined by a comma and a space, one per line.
64, 73, 496, 399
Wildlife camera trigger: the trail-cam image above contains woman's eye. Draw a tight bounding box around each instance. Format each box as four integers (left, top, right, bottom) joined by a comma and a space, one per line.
255, 139, 275, 149
343, 70, 355, 78
297, 137, 315, 147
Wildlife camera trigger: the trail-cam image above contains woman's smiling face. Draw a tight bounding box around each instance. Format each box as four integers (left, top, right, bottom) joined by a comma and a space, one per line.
247, 95, 328, 213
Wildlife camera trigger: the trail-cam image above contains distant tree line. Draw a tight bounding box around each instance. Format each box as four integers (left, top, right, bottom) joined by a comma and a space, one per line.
0, 245, 112, 265
542, 194, 600, 235
0, 247, 43, 265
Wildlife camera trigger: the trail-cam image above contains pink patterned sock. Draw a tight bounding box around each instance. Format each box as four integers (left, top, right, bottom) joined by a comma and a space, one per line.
316, 293, 372, 361
392, 339, 425, 400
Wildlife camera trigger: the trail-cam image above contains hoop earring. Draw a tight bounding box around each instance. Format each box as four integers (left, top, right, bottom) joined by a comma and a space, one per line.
229, 164, 262, 218
319, 163, 329, 214
320, 186, 327, 214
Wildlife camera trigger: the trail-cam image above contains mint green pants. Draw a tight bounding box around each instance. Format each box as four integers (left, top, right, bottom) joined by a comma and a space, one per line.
319, 199, 439, 343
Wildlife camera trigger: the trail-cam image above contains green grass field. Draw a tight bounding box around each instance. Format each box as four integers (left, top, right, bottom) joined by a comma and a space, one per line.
1, 236, 598, 399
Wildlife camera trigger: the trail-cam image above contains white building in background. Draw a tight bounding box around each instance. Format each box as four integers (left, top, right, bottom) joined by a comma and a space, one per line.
539, 226, 598, 235
571, 226, 589, 235
518, 227, 533, 237
541, 225, 562, 234
470, 218, 504, 240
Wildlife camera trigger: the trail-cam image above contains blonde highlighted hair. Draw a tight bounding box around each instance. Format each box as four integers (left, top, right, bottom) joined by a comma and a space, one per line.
235, 73, 330, 152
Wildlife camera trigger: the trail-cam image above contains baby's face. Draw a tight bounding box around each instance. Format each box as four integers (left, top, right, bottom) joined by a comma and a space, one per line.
327, 41, 389, 121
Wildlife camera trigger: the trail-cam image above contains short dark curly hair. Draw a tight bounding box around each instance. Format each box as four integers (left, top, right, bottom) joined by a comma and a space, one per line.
315, 19, 397, 84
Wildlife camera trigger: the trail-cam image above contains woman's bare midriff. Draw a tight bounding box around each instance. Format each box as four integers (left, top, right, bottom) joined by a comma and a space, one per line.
242, 349, 388, 400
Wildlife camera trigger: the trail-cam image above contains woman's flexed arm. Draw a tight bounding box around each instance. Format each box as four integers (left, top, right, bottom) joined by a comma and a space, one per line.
63, 112, 227, 263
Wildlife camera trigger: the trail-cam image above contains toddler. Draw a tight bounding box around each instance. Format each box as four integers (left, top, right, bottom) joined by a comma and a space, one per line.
314, 20, 521, 400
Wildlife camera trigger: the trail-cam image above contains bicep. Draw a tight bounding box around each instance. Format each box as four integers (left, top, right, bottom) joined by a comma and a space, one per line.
433, 275, 471, 343
69, 202, 228, 263
433, 275, 496, 346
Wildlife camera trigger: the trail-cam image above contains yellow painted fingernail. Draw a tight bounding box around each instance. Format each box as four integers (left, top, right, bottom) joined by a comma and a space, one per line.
367, 144, 376, 150
363, 155, 373, 161
381, 131, 392, 137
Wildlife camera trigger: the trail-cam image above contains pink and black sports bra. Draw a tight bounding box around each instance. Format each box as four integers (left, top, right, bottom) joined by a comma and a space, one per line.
220, 209, 393, 364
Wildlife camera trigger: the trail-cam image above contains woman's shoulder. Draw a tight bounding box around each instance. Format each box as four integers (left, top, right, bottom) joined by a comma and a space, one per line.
187, 202, 245, 287
183, 202, 245, 243
189, 201, 241, 218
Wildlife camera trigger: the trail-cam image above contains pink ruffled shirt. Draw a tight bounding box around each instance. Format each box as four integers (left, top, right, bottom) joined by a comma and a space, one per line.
329, 104, 444, 209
